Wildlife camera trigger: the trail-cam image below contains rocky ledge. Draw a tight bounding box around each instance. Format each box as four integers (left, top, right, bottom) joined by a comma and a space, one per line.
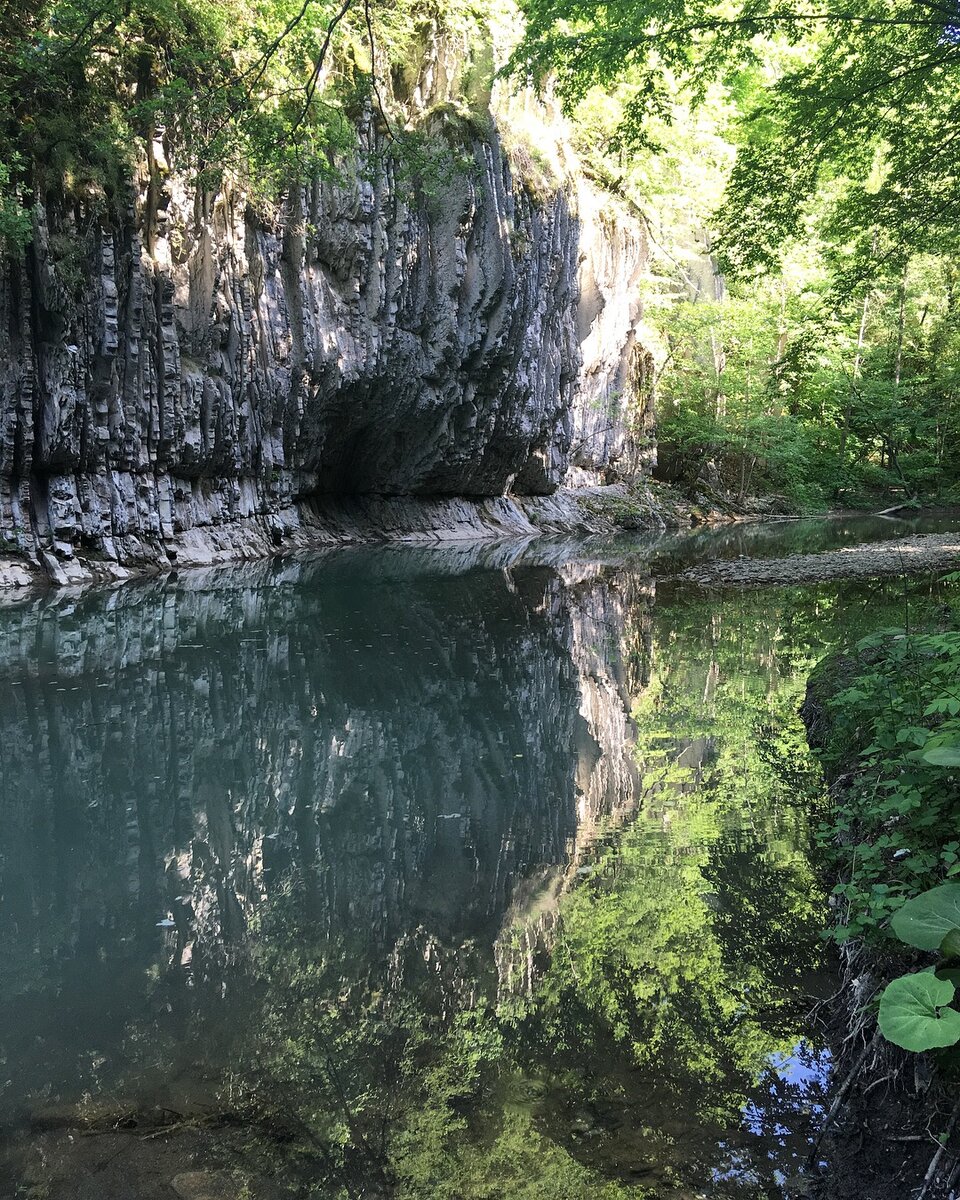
0, 481, 691, 591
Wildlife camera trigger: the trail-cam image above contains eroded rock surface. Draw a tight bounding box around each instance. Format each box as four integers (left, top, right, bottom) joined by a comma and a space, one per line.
0, 123, 575, 561
0, 91, 654, 586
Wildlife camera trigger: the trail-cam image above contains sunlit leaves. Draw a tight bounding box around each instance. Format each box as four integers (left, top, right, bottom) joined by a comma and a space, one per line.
513, 0, 960, 274
877, 884, 960, 1054
922, 740, 960, 766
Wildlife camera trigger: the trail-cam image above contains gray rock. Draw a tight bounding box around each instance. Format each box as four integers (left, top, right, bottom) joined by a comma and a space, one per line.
0, 108, 653, 586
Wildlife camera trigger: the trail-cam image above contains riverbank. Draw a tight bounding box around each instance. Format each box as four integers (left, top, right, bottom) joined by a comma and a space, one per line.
681, 530, 960, 588
802, 627, 960, 1200
7, 488, 959, 596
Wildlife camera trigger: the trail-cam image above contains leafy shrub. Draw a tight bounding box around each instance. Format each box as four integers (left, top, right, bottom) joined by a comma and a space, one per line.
814, 623, 960, 1053
813, 625, 960, 943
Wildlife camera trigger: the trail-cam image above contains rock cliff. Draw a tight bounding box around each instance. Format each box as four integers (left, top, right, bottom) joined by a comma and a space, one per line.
0, 48, 653, 586
568, 182, 656, 486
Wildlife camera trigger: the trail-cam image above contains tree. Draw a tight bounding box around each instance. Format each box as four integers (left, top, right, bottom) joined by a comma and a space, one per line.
510, 1, 960, 276
0, 0, 365, 243
509, 0, 960, 504
0, 0, 489, 248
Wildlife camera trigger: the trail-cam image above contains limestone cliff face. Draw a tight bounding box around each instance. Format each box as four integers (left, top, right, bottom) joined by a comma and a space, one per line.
0, 124, 575, 570
0, 83, 652, 583
569, 182, 655, 485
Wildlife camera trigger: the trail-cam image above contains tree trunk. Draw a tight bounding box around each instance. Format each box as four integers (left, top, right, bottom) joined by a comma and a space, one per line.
839, 288, 871, 461
893, 261, 908, 392
839, 232, 878, 462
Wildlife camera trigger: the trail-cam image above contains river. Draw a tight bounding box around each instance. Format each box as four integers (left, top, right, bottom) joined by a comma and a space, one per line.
1, 514, 959, 1199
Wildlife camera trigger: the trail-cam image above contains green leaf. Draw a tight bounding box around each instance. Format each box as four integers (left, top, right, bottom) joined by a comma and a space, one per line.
942, 929, 960, 961
892, 884, 960, 950
878, 974, 960, 1052
922, 741, 960, 767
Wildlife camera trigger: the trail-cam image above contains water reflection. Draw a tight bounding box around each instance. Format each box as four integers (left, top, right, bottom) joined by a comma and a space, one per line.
643, 509, 960, 573
0, 553, 590, 1104
1, 534, 943, 1197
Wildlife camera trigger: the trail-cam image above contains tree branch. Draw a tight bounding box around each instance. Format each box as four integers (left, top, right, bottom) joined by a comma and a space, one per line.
292, 0, 353, 134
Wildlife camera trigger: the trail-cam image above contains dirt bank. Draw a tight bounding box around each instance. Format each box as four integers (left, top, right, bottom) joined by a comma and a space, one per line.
681, 531, 960, 588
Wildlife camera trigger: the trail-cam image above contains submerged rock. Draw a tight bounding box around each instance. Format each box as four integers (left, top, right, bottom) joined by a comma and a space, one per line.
172, 1170, 283, 1200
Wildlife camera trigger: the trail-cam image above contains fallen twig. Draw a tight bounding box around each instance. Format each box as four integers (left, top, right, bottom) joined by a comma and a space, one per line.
917, 1101, 960, 1200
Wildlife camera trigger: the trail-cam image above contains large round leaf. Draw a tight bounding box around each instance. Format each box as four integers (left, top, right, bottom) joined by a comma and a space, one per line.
878, 974, 960, 1051
922, 741, 960, 767
891, 884, 960, 951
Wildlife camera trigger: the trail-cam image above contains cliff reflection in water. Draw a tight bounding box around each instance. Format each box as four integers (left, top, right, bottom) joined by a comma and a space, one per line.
0, 546, 832, 1198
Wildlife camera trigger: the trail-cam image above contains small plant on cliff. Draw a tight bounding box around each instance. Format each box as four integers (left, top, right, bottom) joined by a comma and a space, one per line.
0, 156, 31, 250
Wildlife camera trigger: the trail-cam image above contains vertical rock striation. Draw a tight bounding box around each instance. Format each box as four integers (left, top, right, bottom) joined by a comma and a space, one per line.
0, 95, 654, 584
0, 123, 579, 575
568, 182, 656, 485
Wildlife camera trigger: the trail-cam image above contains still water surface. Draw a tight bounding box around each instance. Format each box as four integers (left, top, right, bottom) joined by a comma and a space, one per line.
1, 516, 958, 1198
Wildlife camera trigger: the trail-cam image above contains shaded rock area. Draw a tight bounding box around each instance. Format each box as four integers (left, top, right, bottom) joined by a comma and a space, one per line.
4, 1126, 293, 1200
0, 127, 579, 578
681, 531, 960, 588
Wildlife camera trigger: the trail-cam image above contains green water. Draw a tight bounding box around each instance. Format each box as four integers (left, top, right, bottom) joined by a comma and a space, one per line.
1, 519, 958, 1198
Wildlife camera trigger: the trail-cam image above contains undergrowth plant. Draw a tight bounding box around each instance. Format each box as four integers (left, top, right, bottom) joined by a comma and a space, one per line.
879, 884, 960, 1052
812, 592, 960, 1053
813, 622, 960, 945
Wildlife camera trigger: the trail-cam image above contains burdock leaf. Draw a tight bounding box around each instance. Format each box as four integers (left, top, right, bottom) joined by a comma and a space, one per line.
879, 974, 960, 1052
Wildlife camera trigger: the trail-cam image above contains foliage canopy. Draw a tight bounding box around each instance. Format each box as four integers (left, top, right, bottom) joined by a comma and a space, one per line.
509, 0, 960, 508
0, 0, 493, 244
511, 0, 960, 272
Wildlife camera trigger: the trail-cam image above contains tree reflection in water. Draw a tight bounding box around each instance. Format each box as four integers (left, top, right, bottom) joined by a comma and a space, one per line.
0, 545, 952, 1198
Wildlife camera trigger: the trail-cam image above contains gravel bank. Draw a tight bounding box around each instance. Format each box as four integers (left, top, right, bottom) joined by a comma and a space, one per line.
680, 531, 960, 587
